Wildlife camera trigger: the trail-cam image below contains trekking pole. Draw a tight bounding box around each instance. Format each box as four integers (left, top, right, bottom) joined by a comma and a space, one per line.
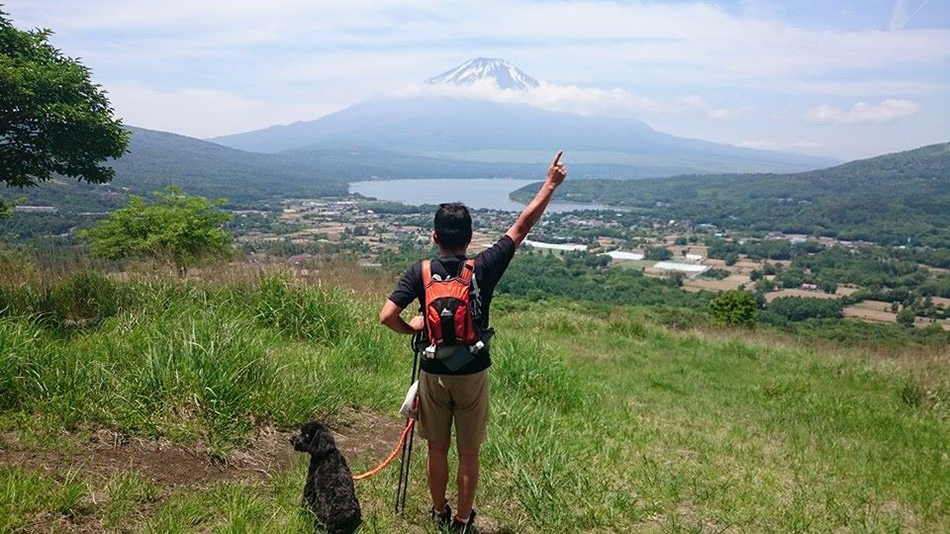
395, 332, 421, 514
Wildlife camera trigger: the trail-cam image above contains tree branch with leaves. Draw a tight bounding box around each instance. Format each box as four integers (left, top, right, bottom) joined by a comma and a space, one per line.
1, 9, 129, 216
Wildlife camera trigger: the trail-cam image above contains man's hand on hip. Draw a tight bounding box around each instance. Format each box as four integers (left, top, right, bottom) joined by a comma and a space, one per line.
408, 316, 425, 333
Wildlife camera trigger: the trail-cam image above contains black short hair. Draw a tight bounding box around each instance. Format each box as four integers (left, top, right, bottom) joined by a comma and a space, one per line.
433, 203, 472, 251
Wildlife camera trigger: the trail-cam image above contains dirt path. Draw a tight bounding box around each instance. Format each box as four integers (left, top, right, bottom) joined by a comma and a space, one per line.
0, 411, 408, 488
0, 413, 518, 533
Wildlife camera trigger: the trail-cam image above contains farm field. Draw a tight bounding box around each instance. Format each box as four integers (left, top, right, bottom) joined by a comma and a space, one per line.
1, 268, 949, 532
684, 276, 748, 293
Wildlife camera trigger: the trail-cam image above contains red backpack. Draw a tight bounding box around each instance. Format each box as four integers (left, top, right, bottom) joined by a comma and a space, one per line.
422, 259, 480, 350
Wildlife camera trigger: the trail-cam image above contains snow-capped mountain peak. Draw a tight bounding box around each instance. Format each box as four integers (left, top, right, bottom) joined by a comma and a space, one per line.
426, 58, 539, 91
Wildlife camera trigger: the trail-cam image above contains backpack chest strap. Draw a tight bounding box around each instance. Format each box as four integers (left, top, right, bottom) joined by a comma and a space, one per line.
460, 258, 475, 284
421, 259, 432, 287
422, 258, 475, 288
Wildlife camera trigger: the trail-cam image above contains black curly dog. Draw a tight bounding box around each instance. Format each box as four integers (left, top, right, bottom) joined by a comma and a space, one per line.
290, 421, 362, 534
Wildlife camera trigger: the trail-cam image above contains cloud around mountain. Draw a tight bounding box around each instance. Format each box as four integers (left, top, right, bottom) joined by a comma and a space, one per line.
806, 99, 921, 125
208, 58, 838, 175
394, 58, 742, 121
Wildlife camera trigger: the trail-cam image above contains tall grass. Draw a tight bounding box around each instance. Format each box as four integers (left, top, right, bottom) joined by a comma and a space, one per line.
0, 271, 405, 451
1, 268, 948, 531
0, 467, 88, 531
254, 275, 356, 342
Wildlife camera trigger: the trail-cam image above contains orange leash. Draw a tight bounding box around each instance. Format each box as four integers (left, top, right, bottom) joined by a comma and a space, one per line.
352, 418, 416, 481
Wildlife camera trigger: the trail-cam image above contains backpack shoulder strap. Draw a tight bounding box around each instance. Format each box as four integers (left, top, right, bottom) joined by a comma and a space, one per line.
459, 258, 475, 284
421, 260, 432, 287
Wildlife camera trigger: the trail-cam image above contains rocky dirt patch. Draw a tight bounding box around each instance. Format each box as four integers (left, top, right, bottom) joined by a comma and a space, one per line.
0, 411, 410, 488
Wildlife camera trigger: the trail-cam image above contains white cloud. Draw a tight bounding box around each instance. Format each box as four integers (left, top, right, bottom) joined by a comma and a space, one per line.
890, 0, 932, 31
680, 96, 749, 120
394, 81, 742, 122
5, 0, 947, 157
10, 1, 950, 84
763, 79, 947, 97
706, 108, 741, 120
104, 82, 333, 138
806, 99, 921, 125
737, 140, 823, 152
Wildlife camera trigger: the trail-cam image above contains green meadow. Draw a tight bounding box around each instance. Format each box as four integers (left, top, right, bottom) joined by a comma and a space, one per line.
1, 268, 948, 532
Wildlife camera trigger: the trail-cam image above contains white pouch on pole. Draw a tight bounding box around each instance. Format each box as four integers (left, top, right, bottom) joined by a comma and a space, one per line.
400, 380, 419, 419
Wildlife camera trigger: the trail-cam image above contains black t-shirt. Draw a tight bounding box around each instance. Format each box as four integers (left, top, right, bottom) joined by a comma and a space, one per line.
388, 235, 516, 375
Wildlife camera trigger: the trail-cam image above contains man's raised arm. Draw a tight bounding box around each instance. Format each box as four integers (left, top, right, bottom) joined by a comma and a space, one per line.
506, 150, 567, 247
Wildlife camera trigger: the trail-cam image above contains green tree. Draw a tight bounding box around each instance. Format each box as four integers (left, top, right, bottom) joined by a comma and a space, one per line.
765, 296, 843, 322
818, 280, 838, 294
896, 308, 916, 328
1, 10, 128, 214
754, 278, 776, 294
709, 290, 758, 327
645, 247, 673, 261
704, 268, 730, 280
81, 187, 231, 274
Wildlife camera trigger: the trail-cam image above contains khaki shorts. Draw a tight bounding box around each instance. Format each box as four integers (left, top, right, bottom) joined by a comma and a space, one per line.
417, 369, 489, 449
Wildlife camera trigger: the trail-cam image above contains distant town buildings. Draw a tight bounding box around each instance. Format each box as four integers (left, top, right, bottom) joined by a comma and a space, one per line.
14, 205, 57, 213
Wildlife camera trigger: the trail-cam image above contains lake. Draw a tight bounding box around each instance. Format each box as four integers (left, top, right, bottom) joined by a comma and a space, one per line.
349, 178, 618, 213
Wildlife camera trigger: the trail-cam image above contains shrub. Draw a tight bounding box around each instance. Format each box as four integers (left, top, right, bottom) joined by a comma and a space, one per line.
765, 296, 843, 322
897, 308, 916, 328
754, 278, 776, 294
709, 290, 758, 326
704, 268, 730, 280
645, 247, 673, 261
81, 187, 232, 275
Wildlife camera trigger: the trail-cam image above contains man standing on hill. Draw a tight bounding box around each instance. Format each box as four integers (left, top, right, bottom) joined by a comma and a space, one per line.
379, 151, 567, 532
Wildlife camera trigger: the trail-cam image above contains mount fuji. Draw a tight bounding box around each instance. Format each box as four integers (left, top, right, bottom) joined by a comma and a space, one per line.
210, 59, 836, 177
426, 57, 539, 90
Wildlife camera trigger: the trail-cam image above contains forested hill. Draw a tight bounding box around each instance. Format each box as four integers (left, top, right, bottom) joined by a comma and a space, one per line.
1, 127, 355, 240
512, 143, 950, 248
0, 127, 349, 213
110, 127, 349, 202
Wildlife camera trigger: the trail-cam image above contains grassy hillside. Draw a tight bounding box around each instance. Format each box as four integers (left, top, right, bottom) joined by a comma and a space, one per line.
1, 265, 948, 532
512, 142, 950, 247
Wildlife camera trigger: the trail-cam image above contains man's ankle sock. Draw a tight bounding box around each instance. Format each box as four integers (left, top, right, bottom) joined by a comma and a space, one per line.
454, 514, 470, 523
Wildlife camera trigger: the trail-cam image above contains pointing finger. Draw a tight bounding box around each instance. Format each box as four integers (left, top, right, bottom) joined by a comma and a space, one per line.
551, 150, 563, 167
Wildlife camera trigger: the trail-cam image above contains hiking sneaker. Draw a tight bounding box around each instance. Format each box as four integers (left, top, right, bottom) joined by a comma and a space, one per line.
430, 500, 452, 528
450, 510, 478, 534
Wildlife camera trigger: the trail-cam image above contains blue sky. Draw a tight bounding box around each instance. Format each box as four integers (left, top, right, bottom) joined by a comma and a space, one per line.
5, 0, 949, 159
